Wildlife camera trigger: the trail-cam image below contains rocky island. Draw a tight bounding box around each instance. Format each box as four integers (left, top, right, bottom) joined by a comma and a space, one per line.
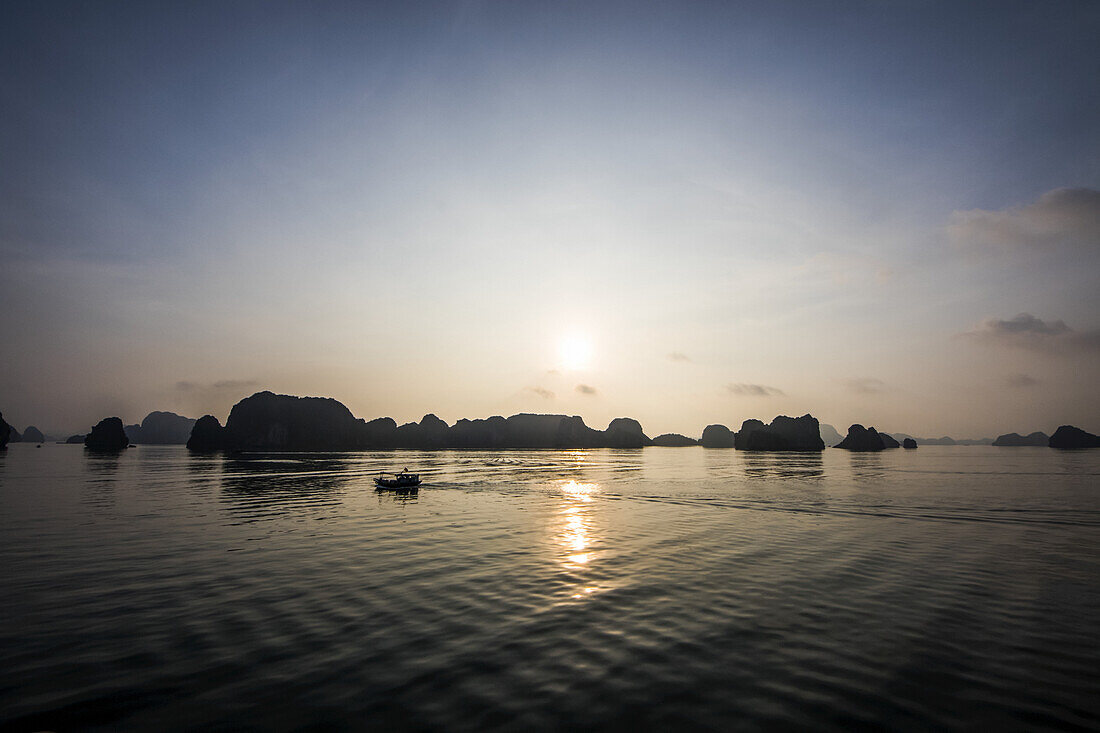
1049, 426, 1100, 450
733, 415, 825, 451
651, 433, 698, 447
835, 424, 890, 451
21, 425, 46, 443
125, 412, 197, 444
186, 391, 656, 452
84, 417, 130, 451
700, 424, 735, 448
992, 432, 1049, 447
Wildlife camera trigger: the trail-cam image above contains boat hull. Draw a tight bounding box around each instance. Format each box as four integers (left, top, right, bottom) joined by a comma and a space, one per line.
374, 478, 421, 490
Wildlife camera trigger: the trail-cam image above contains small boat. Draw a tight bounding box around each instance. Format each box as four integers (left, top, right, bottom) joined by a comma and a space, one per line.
374, 469, 422, 490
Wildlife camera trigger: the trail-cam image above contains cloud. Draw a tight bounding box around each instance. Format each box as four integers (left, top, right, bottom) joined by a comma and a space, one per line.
949, 187, 1100, 253
667, 352, 691, 362
963, 313, 1100, 353
575, 384, 598, 395
974, 313, 1071, 337
1005, 374, 1039, 388
726, 383, 784, 397
212, 379, 259, 390
174, 379, 258, 393
167, 378, 261, 419
525, 386, 555, 399
845, 377, 886, 394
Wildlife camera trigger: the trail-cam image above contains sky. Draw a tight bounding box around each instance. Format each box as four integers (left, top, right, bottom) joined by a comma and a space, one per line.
1, 0, 1098, 439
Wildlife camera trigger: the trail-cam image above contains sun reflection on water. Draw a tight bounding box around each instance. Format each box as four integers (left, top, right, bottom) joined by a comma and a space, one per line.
556, 480, 603, 599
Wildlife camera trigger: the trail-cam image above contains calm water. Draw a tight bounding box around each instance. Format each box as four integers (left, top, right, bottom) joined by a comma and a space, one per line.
1, 444, 1098, 731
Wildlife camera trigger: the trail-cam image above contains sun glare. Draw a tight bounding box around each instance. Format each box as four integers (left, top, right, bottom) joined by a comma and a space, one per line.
558, 333, 593, 371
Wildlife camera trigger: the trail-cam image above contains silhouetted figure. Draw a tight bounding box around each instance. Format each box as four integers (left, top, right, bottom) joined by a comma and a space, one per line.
84, 417, 129, 451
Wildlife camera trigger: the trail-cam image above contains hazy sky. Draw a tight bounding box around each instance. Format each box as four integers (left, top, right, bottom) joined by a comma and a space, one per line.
2, 1, 1098, 438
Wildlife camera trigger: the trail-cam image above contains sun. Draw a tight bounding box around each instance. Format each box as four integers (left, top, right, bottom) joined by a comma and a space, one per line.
558, 333, 593, 371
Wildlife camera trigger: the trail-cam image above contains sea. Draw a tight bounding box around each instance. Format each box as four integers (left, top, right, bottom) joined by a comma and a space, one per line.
1, 444, 1098, 731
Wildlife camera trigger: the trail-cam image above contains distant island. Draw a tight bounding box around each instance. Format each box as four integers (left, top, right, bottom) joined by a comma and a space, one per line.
125, 412, 196, 445
651, 433, 698, 447
4, 392, 1097, 453
180, 392, 838, 453
835, 424, 895, 452
992, 432, 1049, 447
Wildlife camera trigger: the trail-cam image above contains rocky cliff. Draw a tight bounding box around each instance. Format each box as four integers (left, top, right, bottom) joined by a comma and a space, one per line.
1049, 425, 1100, 450
700, 424, 735, 448
185, 392, 653, 451
879, 432, 901, 449
84, 417, 129, 451
128, 412, 197, 444
835, 424, 887, 452
186, 415, 227, 452
734, 415, 825, 451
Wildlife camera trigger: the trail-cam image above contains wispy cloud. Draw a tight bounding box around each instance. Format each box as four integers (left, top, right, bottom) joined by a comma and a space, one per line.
949, 187, 1100, 253
962, 313, 1100, 353
174, 379, 258, 393
1005, 373, 1039, 388
845, 377, 886, 394
667, 352, 691, 362
575, 384, 598, 395
525, 386, 555, 399
727, 383, 784, 397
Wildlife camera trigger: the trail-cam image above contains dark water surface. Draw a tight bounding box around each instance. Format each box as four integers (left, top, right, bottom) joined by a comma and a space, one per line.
1, 444, 1098, 731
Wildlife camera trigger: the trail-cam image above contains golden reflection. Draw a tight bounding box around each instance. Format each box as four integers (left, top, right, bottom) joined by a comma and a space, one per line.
555, 480, 603, 600
561, 479, 595, 503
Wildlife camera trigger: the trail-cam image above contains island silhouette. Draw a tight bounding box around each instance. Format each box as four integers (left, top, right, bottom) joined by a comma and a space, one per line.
5, 392, 1098, 453
993, 431, 1050, 446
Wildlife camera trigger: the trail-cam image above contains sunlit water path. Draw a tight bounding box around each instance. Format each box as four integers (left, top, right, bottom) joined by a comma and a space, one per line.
1, 445, 1098, 731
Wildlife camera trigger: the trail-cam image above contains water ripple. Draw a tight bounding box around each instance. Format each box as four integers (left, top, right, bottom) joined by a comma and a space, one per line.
0, 445, 1098, 731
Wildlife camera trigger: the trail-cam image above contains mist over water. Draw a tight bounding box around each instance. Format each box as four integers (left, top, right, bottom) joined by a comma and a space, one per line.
1, 445, 1098, 731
